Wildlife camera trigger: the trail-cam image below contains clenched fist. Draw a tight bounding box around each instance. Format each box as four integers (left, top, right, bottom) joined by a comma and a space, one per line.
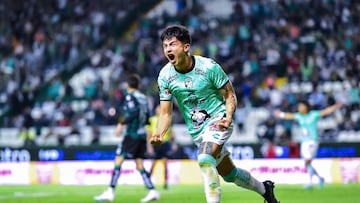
149, 134, 163, 146
218, 118, 231, 131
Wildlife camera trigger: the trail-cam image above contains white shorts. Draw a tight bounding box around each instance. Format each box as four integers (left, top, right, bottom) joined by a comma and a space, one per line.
193, 116, 233, 165
300, 140, 319, 160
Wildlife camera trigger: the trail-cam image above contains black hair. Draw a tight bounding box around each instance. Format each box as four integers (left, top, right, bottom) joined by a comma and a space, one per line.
160, 24, 191, 44
127, 74, 140, 89
299, 99, 311, 111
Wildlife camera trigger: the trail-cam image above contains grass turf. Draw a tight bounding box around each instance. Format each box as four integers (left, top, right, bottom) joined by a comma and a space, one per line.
0, 183, 358, 203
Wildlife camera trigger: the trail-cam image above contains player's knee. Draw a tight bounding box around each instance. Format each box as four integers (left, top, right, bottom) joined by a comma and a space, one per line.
197, 154, 216, 167
222, 168, 237, 183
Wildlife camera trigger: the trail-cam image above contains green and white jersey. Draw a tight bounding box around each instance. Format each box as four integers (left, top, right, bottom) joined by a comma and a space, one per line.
294, 110, 321, 143
158, 55, 229, 138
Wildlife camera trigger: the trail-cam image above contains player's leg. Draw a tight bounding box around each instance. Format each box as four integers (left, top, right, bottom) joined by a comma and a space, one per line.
136, 158, 160, 202
110, 156, 125, 187
134, 139, 160, 202
150, 157, 168, 189
217, 155, 264, 193
301, 141, 323, 189
198, 141, 221, 203
195, 116, 237, 203
135, 158, 156, 190
217, 151, 279, 203
162, 157, 169, 189
304, 159, 324, 189
162, 141, 173, 189
94, 151, 125, 202
149, 158, 158, 176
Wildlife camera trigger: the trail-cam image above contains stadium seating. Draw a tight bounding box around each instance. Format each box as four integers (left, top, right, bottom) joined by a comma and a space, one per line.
0, 0, 359, 148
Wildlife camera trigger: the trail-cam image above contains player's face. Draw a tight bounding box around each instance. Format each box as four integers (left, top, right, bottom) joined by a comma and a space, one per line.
298, 103, 308, 114
162, 36, 190, 66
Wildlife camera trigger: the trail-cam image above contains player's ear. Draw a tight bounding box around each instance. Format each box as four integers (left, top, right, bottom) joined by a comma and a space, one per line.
184, 43, 190, 52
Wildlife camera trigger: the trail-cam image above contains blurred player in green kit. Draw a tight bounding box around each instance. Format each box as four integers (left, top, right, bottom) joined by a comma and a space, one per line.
274, 100, 342, 189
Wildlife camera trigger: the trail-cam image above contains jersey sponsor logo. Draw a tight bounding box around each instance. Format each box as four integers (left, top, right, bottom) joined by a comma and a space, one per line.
184, 91, 205, 106
184, 91, 197, 107
190, 108, 211, 129
194, 68, 205, 76
210, 59, 217, 64
168, 74, 178, 83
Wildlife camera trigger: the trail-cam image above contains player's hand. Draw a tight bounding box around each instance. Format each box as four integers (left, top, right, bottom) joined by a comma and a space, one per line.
150, 134, 163, 146
335, 102, 343, 108
218, 118, 231, 131
115, 124, 123, 137
273, 109, 281, 118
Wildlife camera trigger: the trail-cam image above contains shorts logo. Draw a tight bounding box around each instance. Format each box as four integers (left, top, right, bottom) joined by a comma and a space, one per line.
209, 123, 220, 131
212, 134, 220, 140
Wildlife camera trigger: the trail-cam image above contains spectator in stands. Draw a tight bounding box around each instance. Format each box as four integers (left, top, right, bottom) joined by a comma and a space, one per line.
348, 79, 360, 111
308, 83, 326, 110
90, 124, 100, 145
20, 107, 36, 147
234, 100, 248, 132
274, 100, 343, 189
257, 116, 277, 158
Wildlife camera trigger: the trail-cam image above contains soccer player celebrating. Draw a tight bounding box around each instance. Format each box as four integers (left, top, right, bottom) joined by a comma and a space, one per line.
274, 100, 342, 189
94, 74, 160, 202
150, 25, 279, 203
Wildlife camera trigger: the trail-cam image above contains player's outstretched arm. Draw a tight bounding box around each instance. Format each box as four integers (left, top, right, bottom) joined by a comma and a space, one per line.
150, 100, 173, 146
320, 102, 343, 117
273, 109, 296, 120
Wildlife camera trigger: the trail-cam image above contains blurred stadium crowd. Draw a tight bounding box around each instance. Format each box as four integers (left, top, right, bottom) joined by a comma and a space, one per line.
0, 0, 359, 146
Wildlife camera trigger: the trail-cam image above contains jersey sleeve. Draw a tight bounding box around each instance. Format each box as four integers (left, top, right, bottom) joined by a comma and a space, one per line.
208, 60, 229, 89
294, 112, 301, 122
158, 75, 172, 101
312, 110, 321, 120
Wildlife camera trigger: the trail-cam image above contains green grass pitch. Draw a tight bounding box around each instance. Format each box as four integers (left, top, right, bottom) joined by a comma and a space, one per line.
0, 183, 358, 203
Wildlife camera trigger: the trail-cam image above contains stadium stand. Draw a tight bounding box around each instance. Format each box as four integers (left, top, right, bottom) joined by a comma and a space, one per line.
0, 0, 359, 148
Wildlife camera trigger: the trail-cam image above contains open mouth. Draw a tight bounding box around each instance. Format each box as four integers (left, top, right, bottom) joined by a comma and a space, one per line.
168, 54, 175, 61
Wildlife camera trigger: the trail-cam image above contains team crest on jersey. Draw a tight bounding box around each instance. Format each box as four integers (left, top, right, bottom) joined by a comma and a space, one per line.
184, 77, 193, 88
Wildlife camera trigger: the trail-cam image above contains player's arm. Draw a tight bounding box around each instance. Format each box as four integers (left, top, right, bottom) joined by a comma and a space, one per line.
218, 80, 237, 131
273, 109, 296, 120
115, 123, 125, 137
150, 100, 173, 146
320, 102, 342, 117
